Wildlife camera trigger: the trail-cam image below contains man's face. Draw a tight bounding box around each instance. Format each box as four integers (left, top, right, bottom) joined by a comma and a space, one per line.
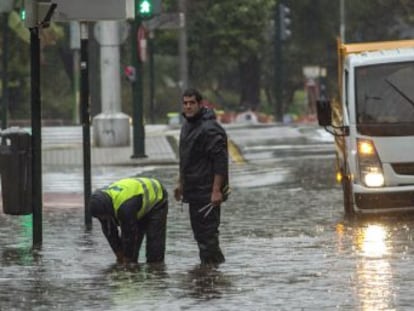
183, 95, 201, 118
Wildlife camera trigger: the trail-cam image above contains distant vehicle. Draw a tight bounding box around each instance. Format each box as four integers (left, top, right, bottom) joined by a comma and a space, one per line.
317, 39, 414, 216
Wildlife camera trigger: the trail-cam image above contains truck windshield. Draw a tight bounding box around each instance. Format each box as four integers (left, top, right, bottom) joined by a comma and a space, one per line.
356, 62, 414, 136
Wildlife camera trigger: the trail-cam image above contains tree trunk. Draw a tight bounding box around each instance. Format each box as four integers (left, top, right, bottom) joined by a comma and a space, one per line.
239, 55, 261, 110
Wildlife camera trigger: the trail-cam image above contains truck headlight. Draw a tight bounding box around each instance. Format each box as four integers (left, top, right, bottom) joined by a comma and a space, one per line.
363, 168, 385, 187
357, 139, 384, 188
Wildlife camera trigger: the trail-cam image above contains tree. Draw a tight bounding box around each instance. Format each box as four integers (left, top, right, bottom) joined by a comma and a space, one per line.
186, 0, 275, 110
4, 0, 413, 123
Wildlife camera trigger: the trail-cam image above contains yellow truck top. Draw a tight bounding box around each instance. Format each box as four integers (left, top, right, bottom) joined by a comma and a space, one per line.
333, 39, 414, 162
337, 38, 414, 96
338, 39, 414, 55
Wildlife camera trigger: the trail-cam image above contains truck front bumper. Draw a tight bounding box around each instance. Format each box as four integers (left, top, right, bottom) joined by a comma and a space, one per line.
353, 184, 414, 213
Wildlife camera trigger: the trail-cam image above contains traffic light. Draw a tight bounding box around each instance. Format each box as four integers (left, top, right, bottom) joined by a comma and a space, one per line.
20, 0, 55, 28
20, 7, 27, 21
135, 0, 162, 20
279, 3, 291, 41
136, 0, 153, 19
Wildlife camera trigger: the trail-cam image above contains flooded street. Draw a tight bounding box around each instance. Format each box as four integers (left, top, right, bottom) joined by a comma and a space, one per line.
2, 129, 414, 310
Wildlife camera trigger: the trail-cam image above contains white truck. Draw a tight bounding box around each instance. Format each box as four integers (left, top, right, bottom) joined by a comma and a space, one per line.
317, 39, 414, 215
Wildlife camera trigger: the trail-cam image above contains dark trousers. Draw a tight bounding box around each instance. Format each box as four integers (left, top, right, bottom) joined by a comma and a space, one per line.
120, 191, 168, 263
134, 199, 168, 263
189, 201, 225, 265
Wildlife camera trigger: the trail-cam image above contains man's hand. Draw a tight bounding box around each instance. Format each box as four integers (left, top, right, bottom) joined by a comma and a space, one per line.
211, 174, 225, 207
211, 189, 223, 207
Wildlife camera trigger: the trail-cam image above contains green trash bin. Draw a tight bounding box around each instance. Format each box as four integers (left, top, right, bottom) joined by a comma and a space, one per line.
0, 127, 32, 215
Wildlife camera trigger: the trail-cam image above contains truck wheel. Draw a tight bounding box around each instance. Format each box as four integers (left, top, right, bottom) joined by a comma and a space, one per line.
343, 176, 355, 216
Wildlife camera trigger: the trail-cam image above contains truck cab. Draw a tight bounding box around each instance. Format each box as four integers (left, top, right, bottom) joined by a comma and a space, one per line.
317, 39, 414, 215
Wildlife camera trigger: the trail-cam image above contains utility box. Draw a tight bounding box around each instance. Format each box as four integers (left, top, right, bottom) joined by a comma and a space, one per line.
0, 128, 32, 215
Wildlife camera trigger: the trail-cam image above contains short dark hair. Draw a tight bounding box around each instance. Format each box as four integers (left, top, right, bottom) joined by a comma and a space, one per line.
182, 88, 203, 103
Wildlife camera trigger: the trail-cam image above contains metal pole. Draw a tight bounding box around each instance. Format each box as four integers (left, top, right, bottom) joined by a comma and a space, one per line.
340, 0, 345, 42
80, 22, 92, 228
2, 13, 8, 129
178, 0, 188, 91
30, 26, 42, 249
178, 0, 188, 121
70, 21, 81, 124
131, 15, 146, 158
274, 3, 284, 122
72, 50, 80, 124
149, 30, 155, 124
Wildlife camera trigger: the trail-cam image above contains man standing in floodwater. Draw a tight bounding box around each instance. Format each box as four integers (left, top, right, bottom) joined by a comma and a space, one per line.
174, 88, 230, 265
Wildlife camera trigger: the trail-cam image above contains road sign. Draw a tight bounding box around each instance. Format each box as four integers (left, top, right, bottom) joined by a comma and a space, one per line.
53, 0, 134, 22
0, 0, 14, 13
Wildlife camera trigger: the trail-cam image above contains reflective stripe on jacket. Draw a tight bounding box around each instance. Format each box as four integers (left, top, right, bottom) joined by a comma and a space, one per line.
102, 177, 164, 220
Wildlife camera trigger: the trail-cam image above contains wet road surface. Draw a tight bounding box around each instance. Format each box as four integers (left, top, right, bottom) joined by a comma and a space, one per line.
2, 131, 414, 310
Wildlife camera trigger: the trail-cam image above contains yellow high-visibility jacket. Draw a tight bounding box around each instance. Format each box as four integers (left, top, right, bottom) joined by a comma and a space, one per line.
103, 177, 164, 220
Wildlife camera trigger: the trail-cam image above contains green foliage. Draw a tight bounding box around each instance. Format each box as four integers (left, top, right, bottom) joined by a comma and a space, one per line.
289, 90, 307, 116
41, 45, 73, 120
2, 0, 414, 124
186, 0, 275, 88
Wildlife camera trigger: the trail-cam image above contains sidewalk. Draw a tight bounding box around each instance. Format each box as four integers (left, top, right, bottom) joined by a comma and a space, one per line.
41, 123, 255, 167
42, 124, 180, 167
1, 122, 326, 210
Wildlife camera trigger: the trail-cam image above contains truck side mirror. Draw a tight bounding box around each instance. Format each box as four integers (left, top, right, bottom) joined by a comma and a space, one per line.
316, 99, 332, 127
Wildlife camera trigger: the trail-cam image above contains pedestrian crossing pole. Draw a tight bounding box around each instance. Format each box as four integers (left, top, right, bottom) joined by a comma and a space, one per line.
131, 12, 146, 158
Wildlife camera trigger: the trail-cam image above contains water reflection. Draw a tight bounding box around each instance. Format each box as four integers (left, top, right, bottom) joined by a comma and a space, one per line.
354, 223, 395, 311
356, 224, 388, 258
101, 263, 170, 309
1, 215, 37, 266
4, 158, 414, 310
1, 246, 39, 266
183, 264, 232, 300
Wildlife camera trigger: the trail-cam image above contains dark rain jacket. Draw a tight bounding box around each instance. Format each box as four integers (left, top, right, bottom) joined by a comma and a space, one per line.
179, 107, 229, 203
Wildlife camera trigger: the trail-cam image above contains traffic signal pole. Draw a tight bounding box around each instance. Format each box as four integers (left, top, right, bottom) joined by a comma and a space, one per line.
131, 14, 146, 158
130, 0, 162, 151
274, 1, 291, 123
274, 4, 283, 122
149, 30, 155, 124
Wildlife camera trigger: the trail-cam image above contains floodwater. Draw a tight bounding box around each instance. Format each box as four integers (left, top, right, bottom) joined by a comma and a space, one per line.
2, 149, 414, 310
